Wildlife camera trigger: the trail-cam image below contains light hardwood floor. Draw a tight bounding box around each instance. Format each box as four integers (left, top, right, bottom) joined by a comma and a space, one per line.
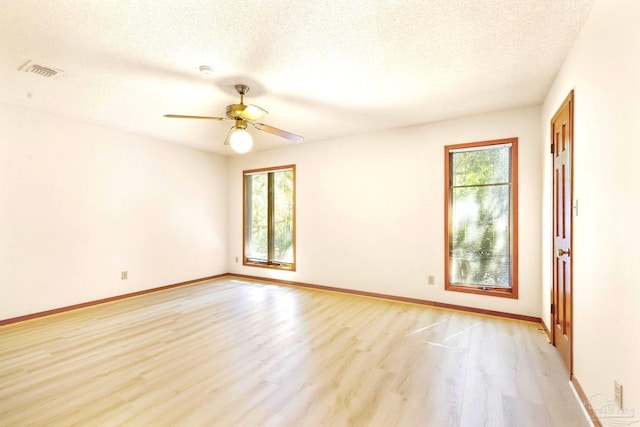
0, 277, 590, 426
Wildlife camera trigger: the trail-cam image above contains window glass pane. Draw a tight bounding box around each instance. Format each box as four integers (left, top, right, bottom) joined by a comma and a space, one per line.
246, 173, 268, 261
273, 170, 294, 264
244, 165, 295, 270
450, 173, 511, 288
452, 145, 510, 186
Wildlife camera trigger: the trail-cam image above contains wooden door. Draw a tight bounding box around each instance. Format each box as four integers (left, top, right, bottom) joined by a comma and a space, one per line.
551, 91, 574, 375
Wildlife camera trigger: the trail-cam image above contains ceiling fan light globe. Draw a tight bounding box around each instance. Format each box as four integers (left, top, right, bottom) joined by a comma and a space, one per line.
229, 128, 253, 153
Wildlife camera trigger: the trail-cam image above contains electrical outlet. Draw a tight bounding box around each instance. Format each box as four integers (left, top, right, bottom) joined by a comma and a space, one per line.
428, 275, 435, 285
614, 380, 623, 409
121, 271, 128, 280
235, 256, 239, 263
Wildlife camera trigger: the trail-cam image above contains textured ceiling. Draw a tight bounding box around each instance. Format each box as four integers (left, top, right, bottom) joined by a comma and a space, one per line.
0, 0, 594, 155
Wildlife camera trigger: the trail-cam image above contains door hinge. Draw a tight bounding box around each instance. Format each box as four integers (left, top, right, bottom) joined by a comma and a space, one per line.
550, 303, 555, 315
550, 143, 555, 154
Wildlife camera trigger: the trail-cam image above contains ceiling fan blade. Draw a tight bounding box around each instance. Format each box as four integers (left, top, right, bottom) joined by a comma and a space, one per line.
164, 114, 228, 121
252, 122, 304, 142
239, 104, 268, 121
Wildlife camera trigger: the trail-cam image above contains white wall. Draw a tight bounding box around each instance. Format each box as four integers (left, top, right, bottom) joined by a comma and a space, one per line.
0, 102, 228, 320
541, 0, 640, 417
228, 105, 542, 317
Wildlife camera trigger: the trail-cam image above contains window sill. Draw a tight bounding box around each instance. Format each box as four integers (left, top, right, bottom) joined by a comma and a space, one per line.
445, 283, 518, 299
243, 261, 296, 272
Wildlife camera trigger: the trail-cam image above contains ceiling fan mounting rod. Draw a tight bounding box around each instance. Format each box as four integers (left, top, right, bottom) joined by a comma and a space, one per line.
235, 84, 249, 105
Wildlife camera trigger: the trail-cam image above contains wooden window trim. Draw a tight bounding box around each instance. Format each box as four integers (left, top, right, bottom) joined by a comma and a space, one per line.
444, 138, 519, 299
243, 165, 296, 271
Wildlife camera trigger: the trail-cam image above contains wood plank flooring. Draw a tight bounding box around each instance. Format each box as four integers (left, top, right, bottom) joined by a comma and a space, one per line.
0, 278, 590, 426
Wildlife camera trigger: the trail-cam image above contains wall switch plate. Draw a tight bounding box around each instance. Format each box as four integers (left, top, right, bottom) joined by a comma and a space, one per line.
614, 380, 623, 409
121, 271, 128, 280
428, 275, 435, 285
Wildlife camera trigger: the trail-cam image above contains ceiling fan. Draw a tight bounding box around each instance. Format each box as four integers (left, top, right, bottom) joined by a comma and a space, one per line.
164, 84, 303, 153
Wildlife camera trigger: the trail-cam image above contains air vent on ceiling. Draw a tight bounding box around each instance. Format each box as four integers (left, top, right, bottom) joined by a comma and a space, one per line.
18, 60, 62, 78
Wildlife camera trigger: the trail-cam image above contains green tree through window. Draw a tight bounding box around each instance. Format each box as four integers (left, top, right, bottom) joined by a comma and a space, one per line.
244, 165, 295, 270
445, 139, 518, 298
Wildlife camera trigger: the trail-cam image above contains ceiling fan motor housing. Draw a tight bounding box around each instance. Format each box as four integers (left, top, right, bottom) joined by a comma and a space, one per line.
226, 104, 247, 119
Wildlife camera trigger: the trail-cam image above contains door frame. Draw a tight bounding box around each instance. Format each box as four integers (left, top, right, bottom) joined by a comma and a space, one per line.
550, 90, 574, 377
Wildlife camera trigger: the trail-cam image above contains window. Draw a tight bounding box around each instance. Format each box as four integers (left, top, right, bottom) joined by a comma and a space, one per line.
243, 165, 295, 270
444, 138, 518, 298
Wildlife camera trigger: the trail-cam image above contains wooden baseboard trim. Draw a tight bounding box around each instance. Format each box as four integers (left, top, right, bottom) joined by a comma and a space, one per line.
0, 274, 227, 326
540, 319, 551, 340
1, 273, 543, 327
228, 273, 542, 324
572, 375, 602, 427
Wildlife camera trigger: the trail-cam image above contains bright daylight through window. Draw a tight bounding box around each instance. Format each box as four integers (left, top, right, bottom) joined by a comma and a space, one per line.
243, 165, 295, 270
444, 139, 518, 298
